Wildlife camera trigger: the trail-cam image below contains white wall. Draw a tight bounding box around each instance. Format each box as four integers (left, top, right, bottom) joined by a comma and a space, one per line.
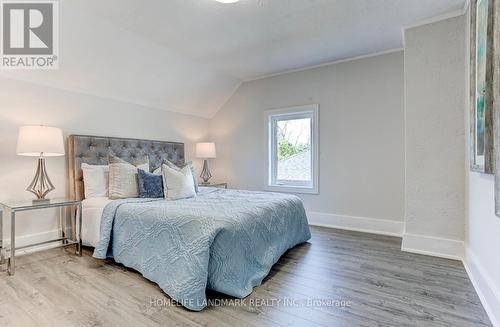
0, 77, 210, 245
210, 51, 405, 235
402, 15, 467, 259
467, 174, 500, 326
464, 5, 500, 326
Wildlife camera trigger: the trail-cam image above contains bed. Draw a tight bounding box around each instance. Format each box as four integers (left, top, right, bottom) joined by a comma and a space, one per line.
68, 135, 311, 311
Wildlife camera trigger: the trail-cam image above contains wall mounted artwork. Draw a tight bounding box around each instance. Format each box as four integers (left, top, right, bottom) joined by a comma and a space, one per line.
470, 0, 495, 174
489, 0, 500, 217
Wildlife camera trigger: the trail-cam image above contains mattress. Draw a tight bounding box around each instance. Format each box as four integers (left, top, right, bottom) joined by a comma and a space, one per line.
81, 197, 113, 247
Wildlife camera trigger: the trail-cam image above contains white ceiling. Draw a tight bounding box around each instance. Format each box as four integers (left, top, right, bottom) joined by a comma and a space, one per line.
1, 0, 466, 118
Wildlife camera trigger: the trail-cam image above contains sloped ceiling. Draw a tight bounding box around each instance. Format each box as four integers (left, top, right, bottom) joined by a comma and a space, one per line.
1, 0, 465, 118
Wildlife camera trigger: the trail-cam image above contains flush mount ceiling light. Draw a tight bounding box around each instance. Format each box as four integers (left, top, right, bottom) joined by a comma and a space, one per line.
214, 0, 240, 3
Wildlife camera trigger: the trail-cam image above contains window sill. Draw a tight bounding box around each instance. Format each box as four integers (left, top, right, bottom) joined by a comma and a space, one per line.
265, 185, 319, 195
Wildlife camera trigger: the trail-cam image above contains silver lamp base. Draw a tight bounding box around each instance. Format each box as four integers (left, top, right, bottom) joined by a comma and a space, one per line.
27, 156, 55, 201
200, 159, 213, 184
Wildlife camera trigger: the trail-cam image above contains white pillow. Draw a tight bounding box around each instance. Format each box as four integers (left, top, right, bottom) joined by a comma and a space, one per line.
108, 156, 149, 199
81, 163, 109, 198
162, 164, 196, 200
154, 161, 198, 193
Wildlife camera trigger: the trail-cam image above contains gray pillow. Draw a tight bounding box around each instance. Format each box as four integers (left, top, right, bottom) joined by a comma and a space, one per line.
162, 160, 199, 193
108, 155, 149, 199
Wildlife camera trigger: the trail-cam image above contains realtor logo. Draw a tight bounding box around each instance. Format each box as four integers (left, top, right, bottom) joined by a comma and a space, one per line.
1, 1, 59, 69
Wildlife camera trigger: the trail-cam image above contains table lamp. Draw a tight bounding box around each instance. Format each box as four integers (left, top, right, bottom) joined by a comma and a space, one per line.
196, 142, 216, 185
16, 126, 65, 202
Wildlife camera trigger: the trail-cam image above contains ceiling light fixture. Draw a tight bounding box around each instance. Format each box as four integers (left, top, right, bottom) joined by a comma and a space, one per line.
214, 0, 240, 3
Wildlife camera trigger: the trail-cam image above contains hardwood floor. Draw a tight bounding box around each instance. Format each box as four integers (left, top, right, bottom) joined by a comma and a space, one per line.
0, 226, 492, 327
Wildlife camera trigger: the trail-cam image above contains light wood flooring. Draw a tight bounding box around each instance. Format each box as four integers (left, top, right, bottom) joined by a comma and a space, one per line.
0, 226, 492, 327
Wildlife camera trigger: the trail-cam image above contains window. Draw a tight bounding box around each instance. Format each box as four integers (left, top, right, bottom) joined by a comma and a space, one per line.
266, 104, 319, 194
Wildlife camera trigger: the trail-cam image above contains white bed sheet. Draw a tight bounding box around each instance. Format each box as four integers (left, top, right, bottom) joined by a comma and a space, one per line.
82, 197, 113, 247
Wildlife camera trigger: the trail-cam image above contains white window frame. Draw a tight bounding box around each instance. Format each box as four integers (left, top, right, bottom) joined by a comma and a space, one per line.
265, 104, 319, 194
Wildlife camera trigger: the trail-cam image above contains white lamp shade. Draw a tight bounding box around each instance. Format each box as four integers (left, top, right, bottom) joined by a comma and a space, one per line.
196, 142, 216, 159
17, 126, 65, 157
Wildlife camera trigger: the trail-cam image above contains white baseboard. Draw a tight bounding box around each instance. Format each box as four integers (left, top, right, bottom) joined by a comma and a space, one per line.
307, 211, 404, 236
2, 229, 68, 257
463, 249, 500, 327
401, 233, 464, 260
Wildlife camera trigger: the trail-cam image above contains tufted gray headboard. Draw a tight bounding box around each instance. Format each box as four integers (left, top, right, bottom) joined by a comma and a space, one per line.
68, 135, 185, 200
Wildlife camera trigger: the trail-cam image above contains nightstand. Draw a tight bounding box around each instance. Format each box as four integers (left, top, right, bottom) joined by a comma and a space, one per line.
0, 198, 82, 276
199, 182, 228, 189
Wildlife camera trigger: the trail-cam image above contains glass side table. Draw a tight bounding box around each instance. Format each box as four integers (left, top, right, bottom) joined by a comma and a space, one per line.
0, 198, 82, 276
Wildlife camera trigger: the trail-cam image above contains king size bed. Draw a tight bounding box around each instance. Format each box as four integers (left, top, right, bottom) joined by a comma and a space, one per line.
68, 135, 311, 311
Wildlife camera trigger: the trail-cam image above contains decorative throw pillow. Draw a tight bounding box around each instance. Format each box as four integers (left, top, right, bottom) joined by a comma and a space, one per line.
137, 169, 164, 198
162, 163, 196, 200
162, 160, 199, 193
108, 155, 149, 199
81, 163, 109, 198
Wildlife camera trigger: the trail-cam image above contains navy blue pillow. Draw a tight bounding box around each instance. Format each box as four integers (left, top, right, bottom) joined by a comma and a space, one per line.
137, 169, 164, 198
